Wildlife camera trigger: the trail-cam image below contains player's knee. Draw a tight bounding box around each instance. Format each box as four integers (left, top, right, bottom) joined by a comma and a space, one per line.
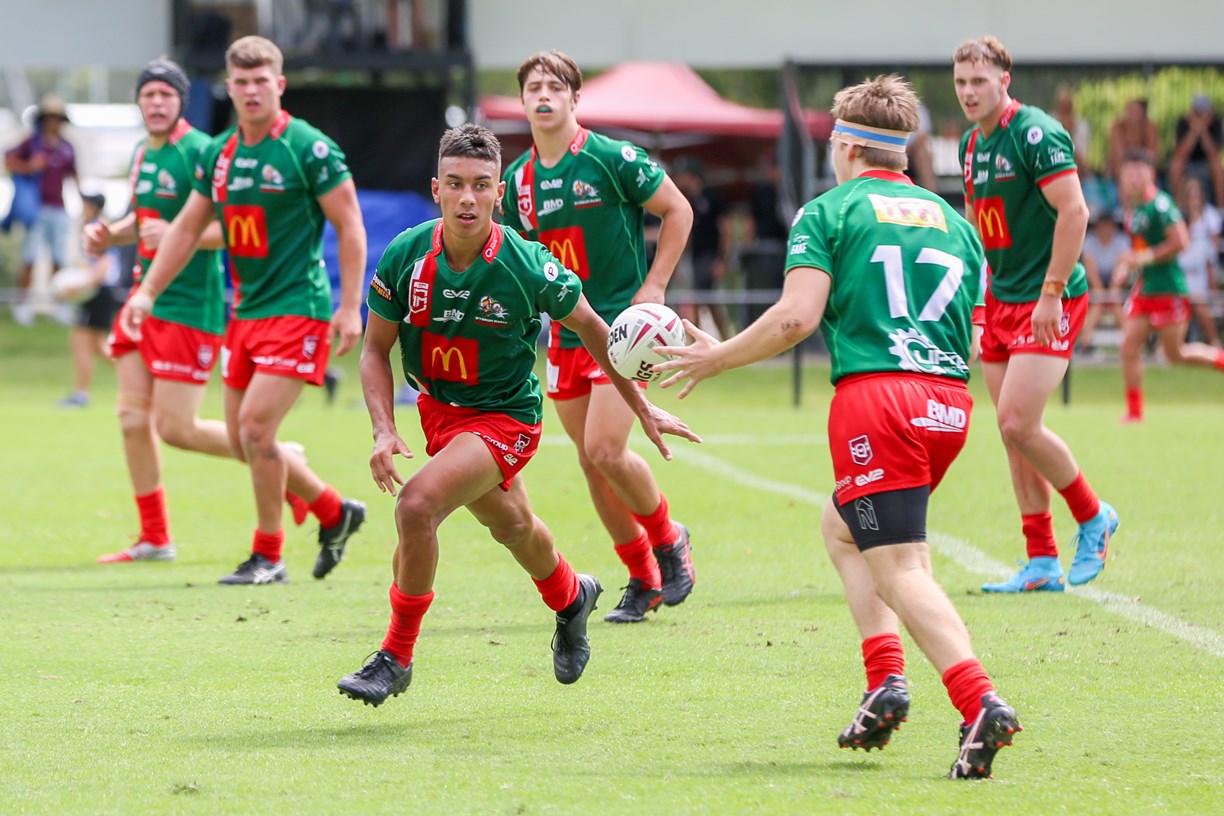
995, 410, 1037, 448
487, 513, 535, 548
394, 488, 443, 533
116, 393, 152, 432
585, 440, 629, 474
154, 414, 191, 449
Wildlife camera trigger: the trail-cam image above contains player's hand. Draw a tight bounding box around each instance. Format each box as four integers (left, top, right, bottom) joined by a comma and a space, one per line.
330, 305, 363, 356
119, 288, 155, 342
635, 400, 702, 461
1030, 295, 1063, 347
138, 218, 169, 250
654, 319, 722, 399
370, 429, 413, 494
83, 221, 111, 256
631, 281, 666, 305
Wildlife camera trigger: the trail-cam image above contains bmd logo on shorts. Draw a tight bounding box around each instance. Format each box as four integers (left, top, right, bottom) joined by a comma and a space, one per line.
849, 434, 873, 466
910, 399, 968, 432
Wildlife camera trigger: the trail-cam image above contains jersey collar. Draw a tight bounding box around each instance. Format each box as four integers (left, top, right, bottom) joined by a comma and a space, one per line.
857, 169, 913, 184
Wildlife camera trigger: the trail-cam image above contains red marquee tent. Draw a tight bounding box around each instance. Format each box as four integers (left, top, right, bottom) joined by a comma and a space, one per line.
478, 61, 831, 173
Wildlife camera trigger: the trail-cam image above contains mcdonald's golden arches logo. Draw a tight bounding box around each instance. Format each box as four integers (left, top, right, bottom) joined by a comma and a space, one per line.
539, 226, 589, 280
973, 197, 1012, 250
423, 333, 479, 384
222, 205, 269, 258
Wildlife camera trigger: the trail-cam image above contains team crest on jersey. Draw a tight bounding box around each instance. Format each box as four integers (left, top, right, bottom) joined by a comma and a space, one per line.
260, 164, 285, 191
156, 169, 177, 198
474, 295, 509, 327
302, 335, 319, 360
197, 344, 214, 369
572, 180, 601, 208
849, 435, 873, 466
995, 154, 1016, 181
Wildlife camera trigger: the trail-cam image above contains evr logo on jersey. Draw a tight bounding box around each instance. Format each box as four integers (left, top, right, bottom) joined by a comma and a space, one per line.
849, 435, 873, 466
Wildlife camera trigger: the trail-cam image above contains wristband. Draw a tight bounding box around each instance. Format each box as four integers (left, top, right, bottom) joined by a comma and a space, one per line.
1041, 279, 1066, 298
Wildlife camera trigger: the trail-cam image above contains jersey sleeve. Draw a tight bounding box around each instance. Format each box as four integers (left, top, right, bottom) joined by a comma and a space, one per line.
1021, 117, 1078, 185
191, 138, 222, 196
300, 131, 351, 198
783, 202, 833, 276
367, 233, 411, 323
1155, 193, 1184, 229
607, 139, 665, 206
528, 243, 583, 321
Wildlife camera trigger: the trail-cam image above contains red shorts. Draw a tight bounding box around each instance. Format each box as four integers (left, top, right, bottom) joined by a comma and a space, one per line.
1124, 293, 1190, 328
108, 313, 221, 384
221, 316, 331, 389
417, 394, 541, 491
979, 291, 1088, 363
829, 373, 973, 505
546, 345, 612, 400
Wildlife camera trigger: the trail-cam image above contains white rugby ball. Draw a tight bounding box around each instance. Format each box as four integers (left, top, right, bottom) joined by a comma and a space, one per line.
606, 303, 686, 382
49, 267, 98, 304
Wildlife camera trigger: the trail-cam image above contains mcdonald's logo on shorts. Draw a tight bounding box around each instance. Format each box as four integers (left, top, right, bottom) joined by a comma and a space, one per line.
222, 205, 269, 258
422, 333, 479, 384
974, 197, 1012, 251
539, 226, 589, 280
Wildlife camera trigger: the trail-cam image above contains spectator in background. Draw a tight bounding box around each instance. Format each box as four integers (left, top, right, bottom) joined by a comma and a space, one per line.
1079, 210, 1130, 353
747, 154, 788, 245
1108, 99, 1160, 182
4, 95, 78, 327
904, 102, 938, 190
674, 156, 733, 339
1178, 177, 1222, 346
1169, 95, 1224, 210
57, 193, 121, 408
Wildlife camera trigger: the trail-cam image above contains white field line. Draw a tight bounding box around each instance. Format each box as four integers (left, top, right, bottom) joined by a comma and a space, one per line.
607, 442, 1224, 659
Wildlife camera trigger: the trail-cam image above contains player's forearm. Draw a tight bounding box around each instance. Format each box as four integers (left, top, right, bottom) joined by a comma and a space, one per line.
1046, 203, 1090, 284
138, 221, 197, 296
105, 213, 138, 247
195, 221, 225, 251
715, 300, 812, 371
360, 347, 399, 439
335, 224, 368, 311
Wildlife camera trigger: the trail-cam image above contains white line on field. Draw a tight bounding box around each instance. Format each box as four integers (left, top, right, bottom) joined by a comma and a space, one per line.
671, 446, 1224, 659
540, 433, 827, 447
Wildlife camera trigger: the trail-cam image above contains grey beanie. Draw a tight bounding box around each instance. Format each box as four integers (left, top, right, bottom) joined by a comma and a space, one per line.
135, 59, 190, 111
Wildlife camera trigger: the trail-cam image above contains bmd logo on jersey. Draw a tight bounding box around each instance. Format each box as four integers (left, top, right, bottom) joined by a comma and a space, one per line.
222, 205, 269, 258
423, 333, 478, 384
540, 226, 590, 279
974, 197, 1012, 250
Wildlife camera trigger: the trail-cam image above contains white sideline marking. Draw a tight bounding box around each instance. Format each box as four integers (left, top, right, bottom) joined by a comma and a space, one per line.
672, 446, 1224, 659
540, 433, 827, 447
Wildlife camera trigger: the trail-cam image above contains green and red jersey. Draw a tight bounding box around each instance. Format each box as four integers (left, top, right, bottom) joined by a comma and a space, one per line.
1126, 189, 1187, 295
368, 218, 583, 424
502, 127, 664, 348
958, 101, 1088, 303
129, 120, 225, 334
785, 170, 986, 385
192, 110, 351, 320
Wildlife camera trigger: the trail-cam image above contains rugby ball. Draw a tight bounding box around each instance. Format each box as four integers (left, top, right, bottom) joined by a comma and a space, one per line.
606, 303, 686, 382
49, 267, 98, 304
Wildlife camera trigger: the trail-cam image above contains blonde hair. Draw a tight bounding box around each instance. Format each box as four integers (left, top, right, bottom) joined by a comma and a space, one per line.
517, 50, 583, 93
953, 36, 1012, 72
226, 36, 284, 75
831, 75, 919, 171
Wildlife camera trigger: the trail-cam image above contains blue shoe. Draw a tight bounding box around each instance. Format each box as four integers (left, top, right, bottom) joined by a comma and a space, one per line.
56, 391, 89, 409
1068, 501, 1118, 586
981, 556, 1065, 593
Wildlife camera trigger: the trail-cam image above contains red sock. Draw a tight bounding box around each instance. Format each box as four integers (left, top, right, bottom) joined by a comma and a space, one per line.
1057, 471, 1100, 525
1022, 512, 1058, 559
135, 488, 170, 546
614, 533, 662, 590
632, 493, 676, 548
1125, 387, 1144, 419
533, 553, 580, 612
308, 486, 343, 529
861, 633, 905, 690
1215, 350, 1224, 371
942, 658, 995, 723
251, 529, 285, 562
381, 584, 434, 667
285, 491, 310, 526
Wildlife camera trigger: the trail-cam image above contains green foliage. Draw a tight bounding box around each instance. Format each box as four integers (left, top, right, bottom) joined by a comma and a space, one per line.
2, 317, 1223, 814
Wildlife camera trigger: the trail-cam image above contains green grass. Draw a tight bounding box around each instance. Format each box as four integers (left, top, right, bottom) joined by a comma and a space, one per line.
1, 315, 1222, 814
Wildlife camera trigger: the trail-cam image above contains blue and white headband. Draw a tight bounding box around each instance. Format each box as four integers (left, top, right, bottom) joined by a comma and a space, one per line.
832, 119, 910, 153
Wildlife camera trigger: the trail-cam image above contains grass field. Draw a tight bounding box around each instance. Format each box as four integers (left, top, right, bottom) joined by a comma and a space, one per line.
1, 314, 1222, 815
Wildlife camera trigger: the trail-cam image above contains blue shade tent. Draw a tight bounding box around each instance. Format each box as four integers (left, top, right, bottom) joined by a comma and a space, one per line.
322, 188, 438, 317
